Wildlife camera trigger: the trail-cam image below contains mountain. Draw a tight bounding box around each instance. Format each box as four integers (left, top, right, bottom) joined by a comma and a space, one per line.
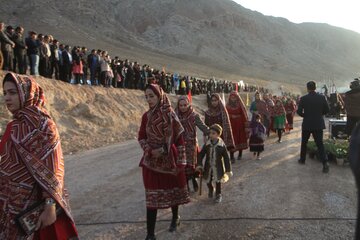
1, 0, 360, 88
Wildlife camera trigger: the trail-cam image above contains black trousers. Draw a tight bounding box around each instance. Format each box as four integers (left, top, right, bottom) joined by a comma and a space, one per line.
2, 50, 13, 71
15, 52, 27, 74
300, 130, 327, 163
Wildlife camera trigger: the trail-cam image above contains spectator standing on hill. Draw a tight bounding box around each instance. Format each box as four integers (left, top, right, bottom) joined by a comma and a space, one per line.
72, 47, 83, 84
25, 31, 40, 76
99, 51, 112, 87
81, 47, 88, 84
13, 26, 27, 74
40, 35, 51, 77
50, 39, 60, 79
0, 23, 15, 71
60, 45, 72, 82
88, 49, 99, 85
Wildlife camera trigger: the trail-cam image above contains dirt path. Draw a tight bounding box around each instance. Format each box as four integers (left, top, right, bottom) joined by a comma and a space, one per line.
65, 118, 357, 240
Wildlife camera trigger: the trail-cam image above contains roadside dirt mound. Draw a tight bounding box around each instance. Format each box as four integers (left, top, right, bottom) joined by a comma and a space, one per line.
0, 71, 208, 154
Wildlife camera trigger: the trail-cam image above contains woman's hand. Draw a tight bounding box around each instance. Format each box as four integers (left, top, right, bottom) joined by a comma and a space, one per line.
35, 204, 57, 231
151, 148, 163, 158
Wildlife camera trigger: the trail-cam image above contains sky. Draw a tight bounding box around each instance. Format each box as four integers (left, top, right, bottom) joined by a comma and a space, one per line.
233, 0, 360, 34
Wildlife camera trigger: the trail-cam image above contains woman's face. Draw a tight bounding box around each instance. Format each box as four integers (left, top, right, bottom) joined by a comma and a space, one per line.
230, 95, 237, 102
3, 81, 21, 113
178, 99, 189, 113
255, 94, 260, 100
145, 88, 159, 108
211, 97, 219, 108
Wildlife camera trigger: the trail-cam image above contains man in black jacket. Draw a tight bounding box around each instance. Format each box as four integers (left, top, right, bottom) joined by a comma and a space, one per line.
297, 81, 330, 173
0, 23, 15, 71
13, 26, 27, 74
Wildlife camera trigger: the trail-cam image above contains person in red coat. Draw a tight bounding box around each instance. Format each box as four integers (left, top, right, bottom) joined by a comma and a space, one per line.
226, 91, 249, 162
1, 73, 78, 240
138, 84, 190, 240
284, 98, 297, 133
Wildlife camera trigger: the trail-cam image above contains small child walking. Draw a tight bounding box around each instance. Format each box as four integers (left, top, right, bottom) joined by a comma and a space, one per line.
249, 114, 266, 160
197, 124, 233, 203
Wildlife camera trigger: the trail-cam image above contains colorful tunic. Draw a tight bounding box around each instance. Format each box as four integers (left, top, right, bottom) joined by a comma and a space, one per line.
138, 84, 190, 209
205, 93, 235, 149
285, 100, 297, 130
175, 96, 209, 177
273, 100, 287, 130
226, 92, 249, 151
0, 73, 77, 240
250, 98, 270, 131
249, 120, 266, 153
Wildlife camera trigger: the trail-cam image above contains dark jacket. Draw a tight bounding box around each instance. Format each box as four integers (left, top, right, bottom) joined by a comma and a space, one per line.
25, 38, 40, 55
0, 30, 14, 52
198, 138, 231, 181
345, 88, 360, 118
13, 33, 26, 55
297, 91, 329, 131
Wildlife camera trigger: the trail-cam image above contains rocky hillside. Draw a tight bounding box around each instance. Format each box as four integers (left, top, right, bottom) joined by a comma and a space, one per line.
1, 0, 359, 86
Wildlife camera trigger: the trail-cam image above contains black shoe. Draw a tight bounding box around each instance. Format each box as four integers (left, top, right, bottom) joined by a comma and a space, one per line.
298, 159, 305, 165
169, 217, 180, 232
323, 163, 330, 173
145, 235, 156, 240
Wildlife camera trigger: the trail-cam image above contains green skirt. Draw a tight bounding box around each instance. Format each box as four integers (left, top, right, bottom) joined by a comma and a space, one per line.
273, 115, 286, 129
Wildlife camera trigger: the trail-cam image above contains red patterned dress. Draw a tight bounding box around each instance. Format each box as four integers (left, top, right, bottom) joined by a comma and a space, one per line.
138, 85, 190, 209
205, 93, 235, 149
175, 96, 209, 178
0, 73, 77, 240
285, 99, 297, 131
226, 92, 249, 151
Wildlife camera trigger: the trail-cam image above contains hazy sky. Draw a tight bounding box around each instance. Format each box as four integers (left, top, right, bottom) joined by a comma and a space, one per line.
233, 0, 360, 34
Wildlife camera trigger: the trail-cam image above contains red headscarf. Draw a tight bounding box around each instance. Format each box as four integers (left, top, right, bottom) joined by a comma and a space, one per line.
206, 93, 235, 148
226, 91, 249, 122
175, 95, 194, 120
273, 99, 286, 116
142, 84, 186, 174
2, 73, 75, 222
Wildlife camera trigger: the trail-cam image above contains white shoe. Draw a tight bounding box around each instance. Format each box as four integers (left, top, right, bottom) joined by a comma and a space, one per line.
257, 157, 262, 160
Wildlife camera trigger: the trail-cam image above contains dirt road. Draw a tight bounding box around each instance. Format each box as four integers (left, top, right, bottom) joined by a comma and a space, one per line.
65, 118, 357, 240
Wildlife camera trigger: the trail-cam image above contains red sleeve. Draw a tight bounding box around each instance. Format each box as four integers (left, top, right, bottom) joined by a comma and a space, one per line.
138, 113, 151, 155
0, 122, 13, 153
138, 113, 147, 142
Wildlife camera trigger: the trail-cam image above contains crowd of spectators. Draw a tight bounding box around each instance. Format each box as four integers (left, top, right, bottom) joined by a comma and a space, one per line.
0, 22, 269, 96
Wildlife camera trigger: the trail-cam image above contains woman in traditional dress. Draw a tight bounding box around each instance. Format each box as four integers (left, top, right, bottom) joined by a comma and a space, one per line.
205, 93, 235, 150
226, 92, 249, 162
250, 92, 270, 133
249, 114, 266, 160
284, 98, 297, 133
273, 99, 287, 143
0, 73, 78, 240
175, 95, 209, 192
138, 84, 190, 240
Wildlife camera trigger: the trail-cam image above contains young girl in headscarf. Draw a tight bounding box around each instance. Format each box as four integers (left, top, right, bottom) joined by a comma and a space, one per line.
175, 95, 209, 192
226, 91, 249, 162
138, 84, 190, 240
1, 73, 78, 239
273, 99, 287, 143
205, 93, 235, 150
249, 114, 266, 160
